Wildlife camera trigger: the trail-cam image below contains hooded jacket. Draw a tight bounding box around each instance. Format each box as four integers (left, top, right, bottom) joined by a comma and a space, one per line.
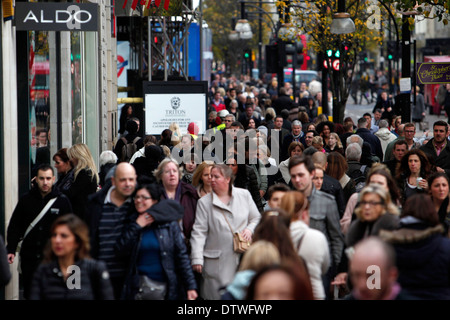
379, 217, 450, 300
375, 127, 397, 155
116, 199, 197, 300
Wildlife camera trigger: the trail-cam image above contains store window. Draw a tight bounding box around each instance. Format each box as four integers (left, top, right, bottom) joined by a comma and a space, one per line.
71, 31, 83, 145
29, 30, 51, 174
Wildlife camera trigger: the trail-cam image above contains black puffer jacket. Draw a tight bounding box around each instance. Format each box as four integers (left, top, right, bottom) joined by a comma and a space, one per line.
29, 258, 114, 300
116, 199, 197, 300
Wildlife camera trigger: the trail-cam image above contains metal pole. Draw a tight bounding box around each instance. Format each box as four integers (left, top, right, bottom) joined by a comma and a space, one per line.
148, 17, 152, 81
199, 0, 203, 81
258, 0, 263, 79
399, 15, 412, 123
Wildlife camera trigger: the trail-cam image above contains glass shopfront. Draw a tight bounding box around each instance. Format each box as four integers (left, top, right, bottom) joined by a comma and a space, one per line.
29, 30, 51, 176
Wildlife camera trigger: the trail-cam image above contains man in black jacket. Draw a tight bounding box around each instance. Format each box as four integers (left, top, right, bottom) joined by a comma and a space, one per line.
6, 164, 73, 300
272, 87, 296, 116
113, 118, 144, 163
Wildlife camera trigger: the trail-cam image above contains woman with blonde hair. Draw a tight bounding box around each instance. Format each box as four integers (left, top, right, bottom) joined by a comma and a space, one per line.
346, 183, 400, 248
325, 132, 344, 155
192, 161, 214, 198
66, 143, 99, 220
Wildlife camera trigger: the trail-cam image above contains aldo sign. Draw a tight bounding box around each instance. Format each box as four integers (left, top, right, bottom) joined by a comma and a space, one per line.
15, 3, 98, 31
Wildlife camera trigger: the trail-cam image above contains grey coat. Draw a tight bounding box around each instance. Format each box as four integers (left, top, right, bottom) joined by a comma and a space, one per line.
308, 186, 345, 267
412, 93, 425, 121
190, 187, 261, 300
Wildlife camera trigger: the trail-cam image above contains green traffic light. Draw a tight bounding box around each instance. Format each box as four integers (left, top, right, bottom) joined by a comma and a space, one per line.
388, 54, 393, 60
244, 53, 250, 58
326, 49, 333, 57
335, 50, 340, 58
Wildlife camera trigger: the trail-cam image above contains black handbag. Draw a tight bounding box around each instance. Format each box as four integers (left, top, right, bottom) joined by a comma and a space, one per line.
135, 275, 167, 300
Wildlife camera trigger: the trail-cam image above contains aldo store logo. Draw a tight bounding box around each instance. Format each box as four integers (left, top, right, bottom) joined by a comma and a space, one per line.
15, 3, 99, 32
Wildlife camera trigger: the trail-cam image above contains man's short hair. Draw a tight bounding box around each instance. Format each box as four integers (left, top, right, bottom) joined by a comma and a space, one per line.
231, 121, 244, 130
347, 134, 364, 148
36, 163, 54, 176
379, 119, 389, 129
225, 114, 236, 121
393, 139, 408, 149
288, 154, 315, 173
357, 117, 368, 128
373, 108, 382, 114
434, 120, 449, 132
292, 120, 302, 128
266, 183, 290, 200
345, 142, 362, 161
363, 113, 371, 118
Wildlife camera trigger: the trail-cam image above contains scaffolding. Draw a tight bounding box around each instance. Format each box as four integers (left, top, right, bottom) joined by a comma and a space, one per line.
117, 1, 200, 84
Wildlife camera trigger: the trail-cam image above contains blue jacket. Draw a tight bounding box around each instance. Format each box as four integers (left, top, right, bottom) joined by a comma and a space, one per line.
115, 199, 197, 300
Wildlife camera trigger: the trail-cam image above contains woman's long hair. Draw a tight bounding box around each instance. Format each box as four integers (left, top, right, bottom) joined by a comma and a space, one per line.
396, 148, 433, 181
43, 213, 91, 263
67, 143, 99, 183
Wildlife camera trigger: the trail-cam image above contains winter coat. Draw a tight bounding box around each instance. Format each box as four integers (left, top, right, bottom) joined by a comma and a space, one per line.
420, 138, 450, 177
116, 199, 197, 300
346, 212, 400, 248
160, 180, 199, 242
375, 127, 398, 156
356, 127, 384, 161
308, 187, 345, 267
290, 220, 330, 300
411, 93, 425, 121
379, 217, 450, 300
190, 187, 261, 300
63, 168, 98, 220
6, 186, 73, 268
29, 258, 114, 300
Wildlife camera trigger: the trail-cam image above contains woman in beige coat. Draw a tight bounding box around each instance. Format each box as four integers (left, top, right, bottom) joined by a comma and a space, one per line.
190, 164, 261, 300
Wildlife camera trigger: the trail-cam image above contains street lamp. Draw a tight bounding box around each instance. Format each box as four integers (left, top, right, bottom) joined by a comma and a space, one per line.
230, 19, 253, 40
330, 0, 355, 34
330, 12, 355, 34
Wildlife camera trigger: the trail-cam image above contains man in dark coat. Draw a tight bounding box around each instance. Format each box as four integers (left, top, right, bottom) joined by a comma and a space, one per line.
6, 164, 73, 300
356, 117, 384, 161
272, 87, 296, 116
420, 120, 450, 177
113, 118, 144, 163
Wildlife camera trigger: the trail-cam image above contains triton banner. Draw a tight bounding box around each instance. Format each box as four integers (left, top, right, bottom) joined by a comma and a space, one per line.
15, 3, 98, 31
416, 62, 450, 85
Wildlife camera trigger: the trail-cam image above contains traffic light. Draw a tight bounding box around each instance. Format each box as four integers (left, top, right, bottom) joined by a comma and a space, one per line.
295, 40, 304, 67
324, 49, 340, 70
244, 49, 251, 60
387, 40, 395, 60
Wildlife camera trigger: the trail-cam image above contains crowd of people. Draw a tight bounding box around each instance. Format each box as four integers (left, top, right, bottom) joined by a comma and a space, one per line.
2, 71, 450, 301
